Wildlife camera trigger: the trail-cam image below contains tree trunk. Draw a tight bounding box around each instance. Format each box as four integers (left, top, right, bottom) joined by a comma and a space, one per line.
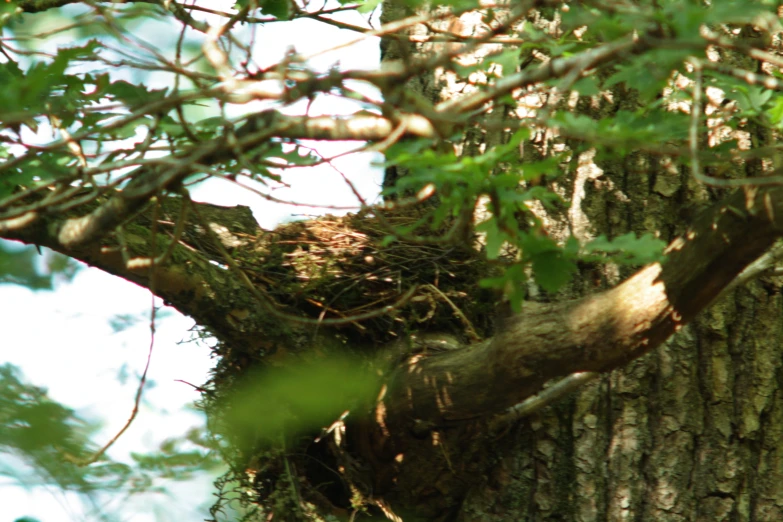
374, 5, 783, 522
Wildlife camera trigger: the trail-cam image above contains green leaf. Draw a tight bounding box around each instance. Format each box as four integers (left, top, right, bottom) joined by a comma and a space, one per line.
768, 95, 783, 128
585, 233, 666, 265
222, 357, 379, 448
532, 250, 577, 292
604, 49, 690, 102
572, 76, 601, 96
105, 80, 167, 108
237, 0, 290, 19
476, 218, 506, 260
357, 0, 383, 12
488, 48, 522, 76
728, 84, 773, 117
0, 152, 74, 199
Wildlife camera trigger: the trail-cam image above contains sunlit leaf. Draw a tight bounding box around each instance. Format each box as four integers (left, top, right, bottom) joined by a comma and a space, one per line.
585, 233, 667, 265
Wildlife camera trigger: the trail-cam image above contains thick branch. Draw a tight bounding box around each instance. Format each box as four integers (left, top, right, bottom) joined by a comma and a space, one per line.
382, 186, 783, 424
1, 197, 274, 352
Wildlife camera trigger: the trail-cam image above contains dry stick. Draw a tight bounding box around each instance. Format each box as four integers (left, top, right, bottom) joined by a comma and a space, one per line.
68, 334, 156, 466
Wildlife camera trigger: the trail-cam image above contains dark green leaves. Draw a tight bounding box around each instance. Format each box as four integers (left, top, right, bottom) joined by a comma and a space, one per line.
552, 110, 690, 155
234, 0, 290, 19
603, 49, 692, 102
585, 233, 667, 265
102, 79, 167, 108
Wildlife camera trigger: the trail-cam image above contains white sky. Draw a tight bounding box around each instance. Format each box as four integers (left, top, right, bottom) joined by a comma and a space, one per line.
0, 3, 382, 520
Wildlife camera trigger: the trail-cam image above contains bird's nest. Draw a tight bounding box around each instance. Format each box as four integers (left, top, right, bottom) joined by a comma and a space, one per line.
248, 206, 498, 344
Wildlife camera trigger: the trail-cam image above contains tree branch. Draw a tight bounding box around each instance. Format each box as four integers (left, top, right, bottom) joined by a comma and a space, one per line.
380, 185, 783, 426
0, 196, 274, 352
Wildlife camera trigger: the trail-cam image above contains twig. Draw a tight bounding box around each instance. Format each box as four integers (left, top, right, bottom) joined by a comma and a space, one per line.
425, 284, 480, 342
689, 59, 705, 187
489, 372, 600, 433
67, 245, 159, 467
722, 241, 783, 296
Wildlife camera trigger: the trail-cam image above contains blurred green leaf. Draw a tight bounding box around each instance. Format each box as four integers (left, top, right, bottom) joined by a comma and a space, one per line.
131, 429, 222, 480
0, 364, 98, 491
0, 242, 79, 290
222, 356, 379, 448
488, 48, 522, 76
768, 95, 783, 128
104, 80, 167, 108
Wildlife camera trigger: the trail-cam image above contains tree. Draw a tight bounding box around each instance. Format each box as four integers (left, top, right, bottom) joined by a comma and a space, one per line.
3, 0, 783, 520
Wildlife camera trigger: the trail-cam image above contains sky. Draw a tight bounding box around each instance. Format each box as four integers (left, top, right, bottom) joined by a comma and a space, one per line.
0, 2, 382, 520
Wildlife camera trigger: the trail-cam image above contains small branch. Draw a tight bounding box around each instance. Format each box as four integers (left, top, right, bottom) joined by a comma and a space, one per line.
689, 59, 705, 186
722, 241, 783, 295
438, 33, 646, 115
489, 372, 600, 433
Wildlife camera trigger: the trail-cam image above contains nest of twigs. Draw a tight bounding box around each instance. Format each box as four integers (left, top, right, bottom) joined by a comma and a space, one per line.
204, 205, 501, 519
248, 206, 497, 343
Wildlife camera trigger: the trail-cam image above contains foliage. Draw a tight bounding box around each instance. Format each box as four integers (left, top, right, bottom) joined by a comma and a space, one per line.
0, 363, 103, 492
219, 356, 379, 450
0, 242, 78, 289
0, 363, 223, 518
3, 0, 778, 301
